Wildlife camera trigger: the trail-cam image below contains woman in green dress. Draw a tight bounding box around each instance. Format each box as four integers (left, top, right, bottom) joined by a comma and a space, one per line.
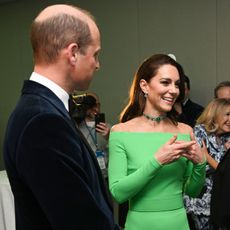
108, 54, 206, 230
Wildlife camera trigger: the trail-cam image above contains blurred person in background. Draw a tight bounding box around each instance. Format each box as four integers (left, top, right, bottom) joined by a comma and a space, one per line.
72, 92, 110, 178
175, 75, 204, 127
214, 80, 230, 99
210, 147, 230, 229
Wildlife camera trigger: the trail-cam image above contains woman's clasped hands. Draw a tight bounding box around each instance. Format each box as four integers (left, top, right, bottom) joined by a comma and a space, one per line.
155, 133, 206, 165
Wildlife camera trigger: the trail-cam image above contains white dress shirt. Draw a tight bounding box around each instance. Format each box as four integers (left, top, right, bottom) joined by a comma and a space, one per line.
29, 72, 69, 111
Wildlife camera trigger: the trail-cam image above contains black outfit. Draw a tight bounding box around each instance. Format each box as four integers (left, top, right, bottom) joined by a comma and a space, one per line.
210, 148, 230, 230
3, 80, 118, 230
178, 98, 204, 127
118, 202, 128, 228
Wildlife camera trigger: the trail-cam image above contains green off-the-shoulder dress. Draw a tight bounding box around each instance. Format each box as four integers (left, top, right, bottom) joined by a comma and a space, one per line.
108, 132, 206, 230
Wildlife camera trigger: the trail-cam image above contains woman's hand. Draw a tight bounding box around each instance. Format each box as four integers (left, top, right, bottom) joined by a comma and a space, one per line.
155, 135, 196, 165
181, 132, 207, 164
95, 122, 110, 140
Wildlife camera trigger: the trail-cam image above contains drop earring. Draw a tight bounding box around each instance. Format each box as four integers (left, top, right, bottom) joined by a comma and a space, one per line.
144, 92, 148, 98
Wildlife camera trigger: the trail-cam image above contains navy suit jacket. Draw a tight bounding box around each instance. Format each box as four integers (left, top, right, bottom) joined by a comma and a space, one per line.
4, 80, 117, 230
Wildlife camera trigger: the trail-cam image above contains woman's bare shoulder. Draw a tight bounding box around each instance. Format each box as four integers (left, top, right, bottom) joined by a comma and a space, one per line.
111, 118, 139, 132
111, 123, 126, 132
177, 122, 193, 133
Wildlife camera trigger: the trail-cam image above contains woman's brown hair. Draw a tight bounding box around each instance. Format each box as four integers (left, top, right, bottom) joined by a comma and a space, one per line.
120, 54, 185, 124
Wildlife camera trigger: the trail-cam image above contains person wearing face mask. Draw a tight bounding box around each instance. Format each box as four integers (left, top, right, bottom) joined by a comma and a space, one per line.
72, 92, 110, 178
108, 54, 206, 230
184, 98, 230, 230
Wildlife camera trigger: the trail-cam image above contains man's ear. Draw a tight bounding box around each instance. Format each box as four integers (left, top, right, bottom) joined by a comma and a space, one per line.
139, 79, 148, 94
70, 55, 77, 63
68, 43, 79, 64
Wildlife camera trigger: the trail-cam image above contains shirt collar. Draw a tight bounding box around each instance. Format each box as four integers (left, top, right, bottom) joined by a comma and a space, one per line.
29, 72, 69, 111
183, 97, 189, 106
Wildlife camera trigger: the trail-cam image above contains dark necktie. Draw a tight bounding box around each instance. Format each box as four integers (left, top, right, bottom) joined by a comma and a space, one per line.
68, 94, 76, 117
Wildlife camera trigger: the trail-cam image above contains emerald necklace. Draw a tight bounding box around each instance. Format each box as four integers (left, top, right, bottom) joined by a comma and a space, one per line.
143, 113, 167, 123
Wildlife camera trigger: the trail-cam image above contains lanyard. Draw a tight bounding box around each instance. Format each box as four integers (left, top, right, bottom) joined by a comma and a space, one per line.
84, 120, 98, 149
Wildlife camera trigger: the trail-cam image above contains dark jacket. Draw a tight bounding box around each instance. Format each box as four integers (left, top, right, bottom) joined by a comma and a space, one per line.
3, 80, 117, 230
210, 148, 230, 229
178, 99, 204, 127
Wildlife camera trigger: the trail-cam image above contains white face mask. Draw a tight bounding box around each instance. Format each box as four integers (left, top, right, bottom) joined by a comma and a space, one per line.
86, 121, 95, 127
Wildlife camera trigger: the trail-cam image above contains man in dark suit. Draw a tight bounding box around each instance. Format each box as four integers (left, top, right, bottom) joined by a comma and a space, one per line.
3, 4, 118, 230
176, 75, 204, 127
210, 147, 230, 229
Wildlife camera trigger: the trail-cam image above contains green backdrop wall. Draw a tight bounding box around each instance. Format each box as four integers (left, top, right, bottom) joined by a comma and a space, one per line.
0, 0, 229, 169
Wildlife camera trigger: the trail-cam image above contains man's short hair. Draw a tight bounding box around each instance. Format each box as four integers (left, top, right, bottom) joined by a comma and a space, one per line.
30, 10, 94, 63
214, 81, 230, 98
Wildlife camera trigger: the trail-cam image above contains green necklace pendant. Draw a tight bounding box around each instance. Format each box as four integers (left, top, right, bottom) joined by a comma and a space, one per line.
143, 113, 167, 123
